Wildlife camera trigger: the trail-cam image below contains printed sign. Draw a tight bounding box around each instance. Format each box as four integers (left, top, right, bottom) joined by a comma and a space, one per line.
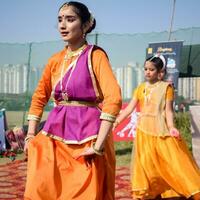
112, 103, 139, 141
147, 41, 183, 89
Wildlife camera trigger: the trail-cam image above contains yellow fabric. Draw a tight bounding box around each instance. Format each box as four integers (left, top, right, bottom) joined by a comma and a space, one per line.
133, 82, 174, 102
134, 81, 171, 136
24, 133, 116, 200
131, 81, 200, 199
132, 130, 200, 199
165, 84, 174, 101
28, 45, 121, 120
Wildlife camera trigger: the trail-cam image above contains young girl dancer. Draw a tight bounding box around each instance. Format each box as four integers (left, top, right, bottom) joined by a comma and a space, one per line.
114, 54, 200, 199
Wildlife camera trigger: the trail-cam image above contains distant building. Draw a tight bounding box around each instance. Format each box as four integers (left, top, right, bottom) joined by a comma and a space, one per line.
178, 77, 200, 101
14, 64, 28, 94
0, 64, 43, 94
29, 66, 43, 92
114, 62, 143, 100
0, 64, 28, 94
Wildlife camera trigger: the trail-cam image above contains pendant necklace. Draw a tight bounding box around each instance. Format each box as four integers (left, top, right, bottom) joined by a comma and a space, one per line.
60, 45, 87, 101
144, 81, 161, 103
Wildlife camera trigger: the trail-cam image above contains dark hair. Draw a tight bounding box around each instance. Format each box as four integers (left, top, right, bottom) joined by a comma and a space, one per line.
146, 56, 165, 71
59, 1, 96, 34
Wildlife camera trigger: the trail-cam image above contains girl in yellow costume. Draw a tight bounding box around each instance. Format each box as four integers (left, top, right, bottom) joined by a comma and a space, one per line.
24, 2, 121, 200
114, 54, 200, 199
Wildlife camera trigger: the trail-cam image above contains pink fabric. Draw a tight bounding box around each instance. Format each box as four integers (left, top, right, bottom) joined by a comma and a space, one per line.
43, 45, 101, 143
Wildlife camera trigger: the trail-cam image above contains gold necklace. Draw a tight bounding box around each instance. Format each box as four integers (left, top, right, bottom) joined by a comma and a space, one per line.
144, 81, 161, 103
66, 44, 87, 59
60, 44, 87, 101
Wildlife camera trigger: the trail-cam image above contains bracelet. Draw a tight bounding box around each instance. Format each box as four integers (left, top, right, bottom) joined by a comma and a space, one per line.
115, 119, 120, 125
25, 134, 35, 143
92, 142, 104, 156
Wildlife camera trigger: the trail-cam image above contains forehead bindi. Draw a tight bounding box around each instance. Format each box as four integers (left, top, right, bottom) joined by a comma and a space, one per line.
59, 6, 78, 18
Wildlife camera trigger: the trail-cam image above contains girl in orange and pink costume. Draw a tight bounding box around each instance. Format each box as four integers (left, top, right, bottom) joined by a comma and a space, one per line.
114, 55, 200, 199
24, 2, 121, 200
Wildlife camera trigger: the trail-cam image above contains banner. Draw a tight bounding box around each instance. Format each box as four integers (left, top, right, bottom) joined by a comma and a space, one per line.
112, 103, 139, 142
147, 41, 183, 89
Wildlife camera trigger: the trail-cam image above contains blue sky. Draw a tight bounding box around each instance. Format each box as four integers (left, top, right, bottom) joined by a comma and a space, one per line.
0, 0, 200, 43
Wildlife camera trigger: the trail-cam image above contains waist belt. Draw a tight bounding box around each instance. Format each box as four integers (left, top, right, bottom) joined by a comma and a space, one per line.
58, 100, 98, 107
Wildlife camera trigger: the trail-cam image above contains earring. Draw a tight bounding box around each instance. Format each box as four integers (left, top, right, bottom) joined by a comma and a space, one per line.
82, 33, 86, 39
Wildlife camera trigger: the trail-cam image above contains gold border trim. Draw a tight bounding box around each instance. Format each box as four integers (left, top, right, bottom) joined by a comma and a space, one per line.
58, 100, 98, 107
27, 114, 40, 121
88, 45, 100, 98
100, 112, 116, 122
42, 131, 98, 144
189, 190, 200, 198
131, 188, 148, 191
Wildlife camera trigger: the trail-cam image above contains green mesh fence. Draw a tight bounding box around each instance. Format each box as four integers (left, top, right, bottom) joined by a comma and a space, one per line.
180, 44, 200, 77
0, 27, 200, 127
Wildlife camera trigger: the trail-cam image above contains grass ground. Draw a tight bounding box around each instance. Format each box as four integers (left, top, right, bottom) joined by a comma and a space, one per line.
174, 112, 192, 151
6, 111, 49, 129
115, 141, 133, 167
0, 152, 25, 164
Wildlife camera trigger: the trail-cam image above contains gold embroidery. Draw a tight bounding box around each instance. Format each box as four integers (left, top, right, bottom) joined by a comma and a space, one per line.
100, 112, 116, 122
27, 114, 40, 121
58, 100, 98, 107
42, 131, 98, 145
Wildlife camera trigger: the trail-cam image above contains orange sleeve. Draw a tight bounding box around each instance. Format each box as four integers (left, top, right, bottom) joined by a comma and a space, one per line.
28, 60, 52, 121
132, 83, 145, 100
166, 85, 174, 101
92, 48, 122, 121
133, 87, 139, 100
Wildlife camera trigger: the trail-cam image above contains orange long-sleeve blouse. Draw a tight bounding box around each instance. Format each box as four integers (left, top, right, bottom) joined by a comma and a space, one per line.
28, 45, 122, 122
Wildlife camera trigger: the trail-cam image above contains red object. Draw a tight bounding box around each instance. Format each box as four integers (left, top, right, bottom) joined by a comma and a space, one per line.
112, 103, 139, 142
113, 116, 133, 141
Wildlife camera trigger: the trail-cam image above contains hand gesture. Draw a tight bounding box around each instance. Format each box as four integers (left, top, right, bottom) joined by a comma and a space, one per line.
169, 127, 181, 139
24, 135, 35, 157
74, 147, 96, 168
112, 120, 119, 131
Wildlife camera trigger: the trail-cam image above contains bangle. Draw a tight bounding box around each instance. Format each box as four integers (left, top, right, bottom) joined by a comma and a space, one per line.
25, 135, 35, 143
115, 119, 120, 125
92, 142, 104, 156
27, 132, 35, 135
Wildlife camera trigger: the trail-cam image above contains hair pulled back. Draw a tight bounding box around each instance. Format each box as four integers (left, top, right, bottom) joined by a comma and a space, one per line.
59, 1, 96, 34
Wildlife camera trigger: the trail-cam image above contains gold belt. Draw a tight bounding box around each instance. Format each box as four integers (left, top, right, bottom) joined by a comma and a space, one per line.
58, 100, 98, 107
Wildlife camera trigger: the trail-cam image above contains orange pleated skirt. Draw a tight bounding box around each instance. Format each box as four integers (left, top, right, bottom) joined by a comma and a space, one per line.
131, 129, 200, 199
24, 133, 115, 200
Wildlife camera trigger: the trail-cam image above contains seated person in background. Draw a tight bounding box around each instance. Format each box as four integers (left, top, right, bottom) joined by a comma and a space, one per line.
5, 121, 46, 151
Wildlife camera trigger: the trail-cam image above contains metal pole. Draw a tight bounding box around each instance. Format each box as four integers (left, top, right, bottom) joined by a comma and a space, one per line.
95, 32, 98, 46
168, 0, 176, 41
22, 42, 32, 126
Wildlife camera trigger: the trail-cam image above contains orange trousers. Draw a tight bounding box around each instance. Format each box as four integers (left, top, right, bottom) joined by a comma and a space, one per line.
24, 133, 115, 200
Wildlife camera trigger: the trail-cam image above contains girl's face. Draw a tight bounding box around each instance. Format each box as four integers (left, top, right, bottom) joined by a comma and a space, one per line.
144, 61, 159, 83
58, 6, 84, 43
